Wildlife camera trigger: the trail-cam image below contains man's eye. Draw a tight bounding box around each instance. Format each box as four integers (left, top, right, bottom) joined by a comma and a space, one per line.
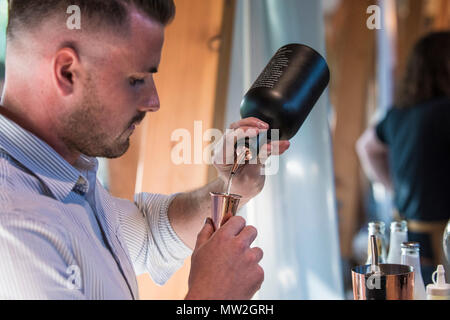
130, 78, 145, 86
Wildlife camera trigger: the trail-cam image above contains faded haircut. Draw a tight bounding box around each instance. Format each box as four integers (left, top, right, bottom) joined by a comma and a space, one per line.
7, 0, 175, 39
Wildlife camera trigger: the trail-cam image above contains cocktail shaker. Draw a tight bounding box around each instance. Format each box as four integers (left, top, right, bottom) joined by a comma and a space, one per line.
352, 264, 414, 300
352, 235, 414, 300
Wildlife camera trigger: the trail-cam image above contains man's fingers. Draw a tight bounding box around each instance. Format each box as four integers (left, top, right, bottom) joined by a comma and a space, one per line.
213, 123, 289, 167
224, 127, 262, 144
264, 140, 290, 156
220, 216, 246, 237
249, 247, 264, 263
230, 118, 269, 130
216, 128, 265, 165
195, 217, 215, 251
236, 225, 258, 248
257, 140, 291, 164
271, 140, 290, 155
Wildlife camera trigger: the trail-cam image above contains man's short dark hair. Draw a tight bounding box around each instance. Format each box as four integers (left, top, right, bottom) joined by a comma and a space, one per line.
7, 0, 176, 39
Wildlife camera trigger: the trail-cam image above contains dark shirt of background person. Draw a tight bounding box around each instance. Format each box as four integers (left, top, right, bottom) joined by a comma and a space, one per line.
375, 32, 450, 224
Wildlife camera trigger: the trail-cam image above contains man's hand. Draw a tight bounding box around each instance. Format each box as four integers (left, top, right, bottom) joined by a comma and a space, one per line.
168, 118, 290, 250
213, 117, 290, 201
185, 217, 264, 300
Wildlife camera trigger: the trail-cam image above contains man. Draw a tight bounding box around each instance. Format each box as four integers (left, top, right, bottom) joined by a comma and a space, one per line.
0, 0, 290, 299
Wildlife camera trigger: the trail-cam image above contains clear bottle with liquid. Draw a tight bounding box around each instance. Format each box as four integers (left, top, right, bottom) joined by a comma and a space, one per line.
443, 219, 450, 264
387, 221, 408, 264
401, 241, 427, 300
366, 221, 387, 265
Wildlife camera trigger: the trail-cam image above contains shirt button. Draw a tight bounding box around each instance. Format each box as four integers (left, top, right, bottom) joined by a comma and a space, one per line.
73, 177, 88, 196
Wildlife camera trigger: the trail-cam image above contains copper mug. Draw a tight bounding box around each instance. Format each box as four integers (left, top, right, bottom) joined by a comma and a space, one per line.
210, 192, 242, 231
352, 264, 414, 300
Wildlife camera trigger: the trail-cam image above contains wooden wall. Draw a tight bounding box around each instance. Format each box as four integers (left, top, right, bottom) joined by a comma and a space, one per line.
108, 0, 234, 299
325, 0, 377, 260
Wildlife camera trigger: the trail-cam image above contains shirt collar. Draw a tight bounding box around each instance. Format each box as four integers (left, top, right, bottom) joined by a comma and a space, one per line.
0, 113, 98, 201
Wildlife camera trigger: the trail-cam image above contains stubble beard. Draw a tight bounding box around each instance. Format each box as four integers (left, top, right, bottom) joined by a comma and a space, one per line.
59, 78, 131, 159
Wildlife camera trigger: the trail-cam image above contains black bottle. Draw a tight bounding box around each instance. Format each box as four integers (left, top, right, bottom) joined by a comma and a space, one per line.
237, 43, 330, 160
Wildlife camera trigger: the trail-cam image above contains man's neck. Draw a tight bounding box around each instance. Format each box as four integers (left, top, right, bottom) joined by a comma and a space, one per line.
0, 104, 81, 165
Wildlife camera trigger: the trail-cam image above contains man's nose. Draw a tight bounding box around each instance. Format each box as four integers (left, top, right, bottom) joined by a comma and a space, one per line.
137, 98, 160, 113
137, 88, 160, 113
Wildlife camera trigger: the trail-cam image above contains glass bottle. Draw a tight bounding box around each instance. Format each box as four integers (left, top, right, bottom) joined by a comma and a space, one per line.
443, 219, 450, 264
366, 221, 387, 265
237, 43, 330, 160
401, 242, 427, 300
387, 221, 408, 264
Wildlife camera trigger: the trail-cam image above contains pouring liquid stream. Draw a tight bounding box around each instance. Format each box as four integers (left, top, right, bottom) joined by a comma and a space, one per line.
225, 148, 251, 195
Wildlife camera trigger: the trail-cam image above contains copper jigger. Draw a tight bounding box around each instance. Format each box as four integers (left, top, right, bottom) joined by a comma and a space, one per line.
210, 192, 242, 231
351, 264, 414, 300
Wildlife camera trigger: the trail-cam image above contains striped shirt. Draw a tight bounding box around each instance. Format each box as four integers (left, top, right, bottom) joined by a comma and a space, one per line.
0, 113, 192, 299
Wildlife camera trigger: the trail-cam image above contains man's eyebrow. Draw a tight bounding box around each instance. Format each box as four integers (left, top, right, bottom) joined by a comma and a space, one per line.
134, 67, 158, 75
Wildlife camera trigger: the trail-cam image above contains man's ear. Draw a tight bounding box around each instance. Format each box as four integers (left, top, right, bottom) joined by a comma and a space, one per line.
53, 47, 81, 96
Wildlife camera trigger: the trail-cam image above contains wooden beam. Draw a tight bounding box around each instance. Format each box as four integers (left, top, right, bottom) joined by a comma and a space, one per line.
395, 0, 427, 82
327, 0, 377, 260
207, 0, 237, 184
395, 0, 449, 100
432, 0, 450, 30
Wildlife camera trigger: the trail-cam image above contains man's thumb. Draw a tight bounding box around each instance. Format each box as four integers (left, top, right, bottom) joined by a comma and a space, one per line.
195, 217, 215, 250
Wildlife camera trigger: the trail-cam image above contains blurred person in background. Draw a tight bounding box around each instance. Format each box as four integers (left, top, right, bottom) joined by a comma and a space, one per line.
357, 31, 450, 283
0, 0, 290, 299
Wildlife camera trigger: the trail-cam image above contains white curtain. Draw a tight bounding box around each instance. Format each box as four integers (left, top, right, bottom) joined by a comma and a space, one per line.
224, 0, 344, 299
